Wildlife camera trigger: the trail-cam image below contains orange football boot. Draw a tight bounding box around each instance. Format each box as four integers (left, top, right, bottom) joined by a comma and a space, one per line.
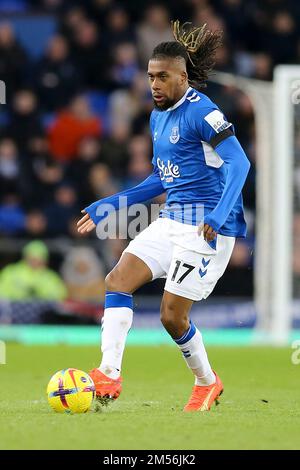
89, 368, 122, 405
183, 372, 223, 412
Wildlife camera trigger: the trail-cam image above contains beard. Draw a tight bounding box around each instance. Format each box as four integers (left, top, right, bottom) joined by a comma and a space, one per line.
152, 96, 176, 111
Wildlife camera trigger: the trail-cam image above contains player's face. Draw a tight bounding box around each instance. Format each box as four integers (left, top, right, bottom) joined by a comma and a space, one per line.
148, 58, 188, 111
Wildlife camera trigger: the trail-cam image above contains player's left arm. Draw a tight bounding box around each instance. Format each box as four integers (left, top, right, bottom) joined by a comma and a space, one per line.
205, 135, 250, 231
195, 107, 250, 239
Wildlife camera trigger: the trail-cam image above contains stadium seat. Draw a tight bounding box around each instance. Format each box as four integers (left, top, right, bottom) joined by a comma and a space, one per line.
9, 15, 57, 59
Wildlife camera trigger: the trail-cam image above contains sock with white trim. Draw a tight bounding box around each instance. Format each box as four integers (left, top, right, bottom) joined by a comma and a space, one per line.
174, 321, 216, 386
99, 291, 133, 380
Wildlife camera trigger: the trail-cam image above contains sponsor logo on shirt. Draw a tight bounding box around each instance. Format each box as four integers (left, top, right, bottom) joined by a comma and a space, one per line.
204, 109, 232, 133
169, 126, 180, 144
157, 157, 180, 183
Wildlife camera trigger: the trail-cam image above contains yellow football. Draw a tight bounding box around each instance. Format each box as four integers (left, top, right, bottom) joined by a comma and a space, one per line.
47, 368, 95, 413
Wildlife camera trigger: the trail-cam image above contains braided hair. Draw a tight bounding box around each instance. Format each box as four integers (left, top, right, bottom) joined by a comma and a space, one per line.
151, 20, 223, 90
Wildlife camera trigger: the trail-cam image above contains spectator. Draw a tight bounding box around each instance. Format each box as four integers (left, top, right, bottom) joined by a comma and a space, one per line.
35, 34, 82, 112
6, 89, 43, 150
59, 6, 88, 43
61, 246, 105, 301
47, 95, 102, 161
193, 4, 225, 33
35, 0, 64, 13
25, 210, 47, 237
109, 71, 152, 131
109, 42, 139, 90
30, 157, 64, 207
264, 10, 298, 65
214, 42, 234, 74
99, 121, 130, 178
229, 241, 253, 268
71, 20, 108, 89
66, 137, 101, 206
136, 4, 173, 67
85, 0, 114, 29
87, 163, 119, 200
253, 53, 273, 81
19, 135, 64, 207
235, 51, 273, 80
231, 93, 255, 149
103, 6, 136, 48
0, 193, 25, 235
44, 183, 79, 236
101, 238, 128, 272
0, 138, 20, 198
0, 240, 67, 300
124, 134, 152, 187
0, 22, 28, 96
216, 0, 247, 45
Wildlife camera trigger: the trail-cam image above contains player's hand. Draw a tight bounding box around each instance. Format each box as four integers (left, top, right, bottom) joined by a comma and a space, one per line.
77, 210, 96, 234
198, 223, 217, 242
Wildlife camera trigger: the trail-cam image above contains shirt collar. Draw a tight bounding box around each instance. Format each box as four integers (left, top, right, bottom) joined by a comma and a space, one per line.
166, 86, 193, 112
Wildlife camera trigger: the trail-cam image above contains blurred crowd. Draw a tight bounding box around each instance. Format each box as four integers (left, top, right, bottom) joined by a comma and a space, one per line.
1, 0, 300, 300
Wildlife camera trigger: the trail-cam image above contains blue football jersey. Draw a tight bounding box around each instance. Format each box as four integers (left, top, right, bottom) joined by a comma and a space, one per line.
150, 86, 248, 237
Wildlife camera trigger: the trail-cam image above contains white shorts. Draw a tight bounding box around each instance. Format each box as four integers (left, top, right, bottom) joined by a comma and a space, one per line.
123, 218, 235, 301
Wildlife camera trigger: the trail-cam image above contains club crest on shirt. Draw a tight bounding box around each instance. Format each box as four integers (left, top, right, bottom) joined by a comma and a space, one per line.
170, 126, 180, 144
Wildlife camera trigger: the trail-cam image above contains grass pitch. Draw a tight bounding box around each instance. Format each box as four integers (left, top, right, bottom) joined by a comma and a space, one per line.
0, 343, 299, 450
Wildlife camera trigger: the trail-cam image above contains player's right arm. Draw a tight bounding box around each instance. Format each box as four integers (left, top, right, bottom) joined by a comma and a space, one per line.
77, 165, 164, 234
78, 111, 164, 234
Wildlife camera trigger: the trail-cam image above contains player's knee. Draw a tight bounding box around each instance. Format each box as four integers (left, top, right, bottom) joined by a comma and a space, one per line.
105, 269, 122, 291
160, 301, 188, 336
160, 313, 176, 332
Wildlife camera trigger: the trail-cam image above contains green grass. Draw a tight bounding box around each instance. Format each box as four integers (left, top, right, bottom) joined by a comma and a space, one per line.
0, 344, 299, 450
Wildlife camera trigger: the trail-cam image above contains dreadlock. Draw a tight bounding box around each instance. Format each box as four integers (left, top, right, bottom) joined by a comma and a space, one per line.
151, 20, 223, 90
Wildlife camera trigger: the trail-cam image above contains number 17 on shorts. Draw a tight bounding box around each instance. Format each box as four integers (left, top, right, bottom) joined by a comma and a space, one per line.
165, 238, 234, 301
